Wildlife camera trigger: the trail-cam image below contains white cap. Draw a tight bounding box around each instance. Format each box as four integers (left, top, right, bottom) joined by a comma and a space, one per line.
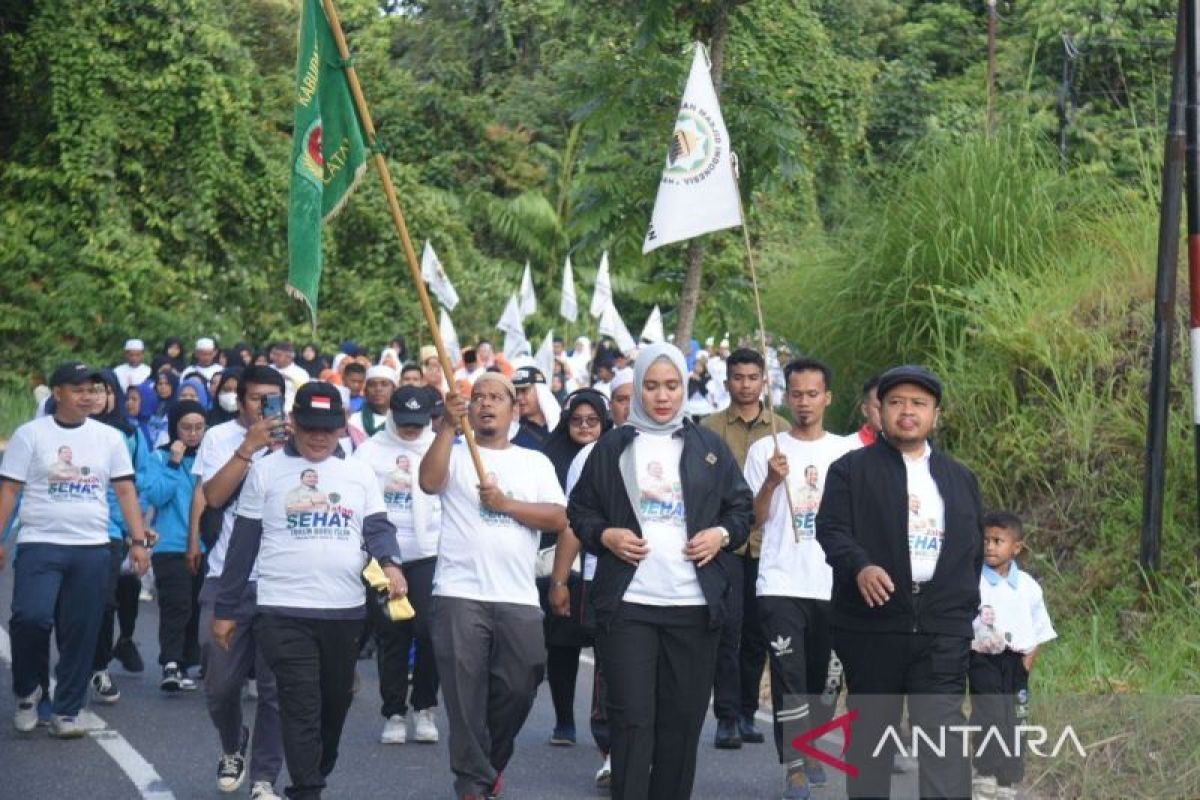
196, 337, 216, 351
365, 365, 399, 386
124, 339, 145, 351
610, 367, 634, 392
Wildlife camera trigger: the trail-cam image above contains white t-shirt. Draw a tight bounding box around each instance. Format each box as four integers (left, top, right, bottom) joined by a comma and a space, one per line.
973, 565, 1057, 655
905, 444, 945, 583
113, 363, 151, 392
566, 443, 597, 580
238, 450, 385, 611
193, 419, 267, 579
624, 432, 705, 606
182, 363, 222, 384
1, 416, 133, 546
434, 442, 566, 606
745, 432, 856, 599
353, 431, 442, 562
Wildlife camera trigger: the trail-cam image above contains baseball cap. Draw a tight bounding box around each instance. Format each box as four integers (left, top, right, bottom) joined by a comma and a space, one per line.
292, 382, 345, 430
512, 366, 546, 387
390, 385, 434, 426
876, 365, 943, 405
49, 361, 103, 388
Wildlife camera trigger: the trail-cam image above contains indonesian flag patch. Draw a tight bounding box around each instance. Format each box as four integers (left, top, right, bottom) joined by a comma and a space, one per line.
311, 396, 332, 410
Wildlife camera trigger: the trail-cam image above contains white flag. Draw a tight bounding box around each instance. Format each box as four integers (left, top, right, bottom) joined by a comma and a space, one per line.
421, 240, 460, 310
497, 292, 526, 358
535, 328, 555, 377
599, 300, 637, 355
438, 307, 461, 365
590, 250, 612, 319
640, 305, 665, 344
643, 44, 743, 253
560, 256, 578, 322
519, 261, 537, 318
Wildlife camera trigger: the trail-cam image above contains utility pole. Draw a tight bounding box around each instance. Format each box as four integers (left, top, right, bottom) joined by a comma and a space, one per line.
1186, 0, 1200, 540
1141, 2, 1187, 574
986, 0, 998, 135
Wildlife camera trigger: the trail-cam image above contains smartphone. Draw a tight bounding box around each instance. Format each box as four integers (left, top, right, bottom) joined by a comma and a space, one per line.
263, 394, 286, 440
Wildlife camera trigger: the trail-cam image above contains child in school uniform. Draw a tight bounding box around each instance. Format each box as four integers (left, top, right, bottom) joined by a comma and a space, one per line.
969, 511, 1057, 800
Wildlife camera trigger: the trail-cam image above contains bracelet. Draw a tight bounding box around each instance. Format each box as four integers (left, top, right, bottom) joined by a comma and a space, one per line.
233, 449, 253, 464
550, 579, 569, 589
129, 539, 151, 548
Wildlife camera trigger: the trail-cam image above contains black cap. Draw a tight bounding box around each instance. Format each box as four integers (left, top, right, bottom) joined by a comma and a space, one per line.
512, 366, 546, 387
390, 385, 434, 426
292, 382, 345, 430
876, 365, 943, 404
50, 361, 103, 388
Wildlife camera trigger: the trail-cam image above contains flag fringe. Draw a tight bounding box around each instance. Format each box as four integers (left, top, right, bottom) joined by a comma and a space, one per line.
286, 282, 318, 333
322, 160, 369, 223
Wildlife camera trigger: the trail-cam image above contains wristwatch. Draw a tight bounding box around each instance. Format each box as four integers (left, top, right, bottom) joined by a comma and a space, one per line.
129, 538, 152, 548
377, 555, 404, 570
550, 579, 569, 589
719, 528, 731, 549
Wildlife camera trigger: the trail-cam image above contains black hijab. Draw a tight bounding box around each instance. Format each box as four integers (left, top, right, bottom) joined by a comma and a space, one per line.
163, 400, 208, 456
91, 369, 136, 437
296, 343, 325, 378
541, 389, 612, 488
162, 336, 186, 372
207, 368, 242, 425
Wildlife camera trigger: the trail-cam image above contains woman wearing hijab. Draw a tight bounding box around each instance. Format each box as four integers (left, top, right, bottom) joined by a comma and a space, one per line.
177, 375, 211, 410
568, 343, 753, 800
145, 369, 180, 457
208, 369, 241, 426
296, 343, 326, 378
538, 389, 612, 747
162, 337, 187, 372
142, 400, 208, 690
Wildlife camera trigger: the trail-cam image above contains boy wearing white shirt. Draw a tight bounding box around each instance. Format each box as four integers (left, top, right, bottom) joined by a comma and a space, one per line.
419, 372, 568, 800
354, 385, 443, 746
969, 512, 1056, 800
744, 358, 856, 797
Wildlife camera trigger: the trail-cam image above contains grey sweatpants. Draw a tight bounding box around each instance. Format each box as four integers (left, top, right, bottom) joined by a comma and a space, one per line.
431, 596, 546, 798
198, 579, 284, 785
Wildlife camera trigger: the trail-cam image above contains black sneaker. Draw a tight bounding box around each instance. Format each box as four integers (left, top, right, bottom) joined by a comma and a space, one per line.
714, 717, 742, 749
738, 713, 766, 743
160, 662, 183, 692
216, 726, 249, 792
112, 637, 145, 673
90, 670, 121, 704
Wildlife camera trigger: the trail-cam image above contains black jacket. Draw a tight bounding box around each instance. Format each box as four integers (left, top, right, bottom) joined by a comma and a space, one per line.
568, 420, 754, 631
815, 437, 983, 638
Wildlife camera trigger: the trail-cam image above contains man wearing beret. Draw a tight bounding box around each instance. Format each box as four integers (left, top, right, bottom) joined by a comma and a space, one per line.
816, 365, 983, 799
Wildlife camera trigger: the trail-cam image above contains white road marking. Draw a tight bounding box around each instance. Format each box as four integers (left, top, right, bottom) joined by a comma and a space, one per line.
1, 623, 176, 799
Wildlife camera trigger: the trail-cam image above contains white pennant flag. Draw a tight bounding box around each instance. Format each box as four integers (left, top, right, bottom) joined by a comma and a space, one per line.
643, 44, 743, 253
438, 307, 461, 365
599, 300, 637, 355
640, 305, 665, 344
519, 261, 537, 318
560, 256, 578, 322
535, 328, 556, 377
590, 250, 612, 319
497, 292, 527, 358
421, 240, 460, 310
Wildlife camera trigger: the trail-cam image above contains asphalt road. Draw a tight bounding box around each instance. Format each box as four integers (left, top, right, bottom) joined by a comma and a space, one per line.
0, 563, 920, 799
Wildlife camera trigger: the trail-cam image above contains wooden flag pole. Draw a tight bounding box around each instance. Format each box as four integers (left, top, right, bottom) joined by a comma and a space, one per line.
731, 155, 801, 543
320, 0, 486, 480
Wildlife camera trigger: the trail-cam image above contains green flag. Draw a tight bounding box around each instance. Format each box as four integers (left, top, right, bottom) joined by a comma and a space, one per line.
287, 0, 369, 328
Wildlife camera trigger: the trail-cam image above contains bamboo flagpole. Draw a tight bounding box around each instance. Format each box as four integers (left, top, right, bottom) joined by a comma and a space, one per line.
731, 155, 801, 543
319, 0, 486, 480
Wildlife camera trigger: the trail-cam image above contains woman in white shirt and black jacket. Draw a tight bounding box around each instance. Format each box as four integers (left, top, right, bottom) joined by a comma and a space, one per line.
568, 342, 754, 800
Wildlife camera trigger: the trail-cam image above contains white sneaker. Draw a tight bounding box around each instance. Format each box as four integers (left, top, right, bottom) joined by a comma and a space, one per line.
49, 714, 86, 739
595, 754, 612, 788
249, 781, 281, 800
13, 686, 42, 732
995, 788, 1018, 800
412, 708, 439, 743
380, 714, 407, 744
973, 774, 998, 800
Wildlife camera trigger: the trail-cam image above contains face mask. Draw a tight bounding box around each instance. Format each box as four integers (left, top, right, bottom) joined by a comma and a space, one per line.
218, 392, 238, 413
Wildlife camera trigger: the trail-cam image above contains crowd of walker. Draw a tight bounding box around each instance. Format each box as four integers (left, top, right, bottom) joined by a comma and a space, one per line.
0, 333, 1056, 800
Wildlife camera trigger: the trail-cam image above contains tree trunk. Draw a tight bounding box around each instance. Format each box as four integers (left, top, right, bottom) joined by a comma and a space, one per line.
672, 2, 729, 346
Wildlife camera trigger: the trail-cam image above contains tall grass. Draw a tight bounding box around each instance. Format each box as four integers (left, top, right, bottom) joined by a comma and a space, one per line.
765, 130, 1199, 695
0, 385, 34, 442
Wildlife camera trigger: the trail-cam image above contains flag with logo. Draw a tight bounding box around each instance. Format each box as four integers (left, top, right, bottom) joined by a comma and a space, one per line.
560, 255, 578, 322
640, 305, 665, 344
497, 292, 527, 358
439, 307, 461, 365
643, 43, 743, 253
590, 250, 612, 319
599, 300, 637, 355
519, 261, 537, 318
287, 0, 370, 327
421, 240, 460, 311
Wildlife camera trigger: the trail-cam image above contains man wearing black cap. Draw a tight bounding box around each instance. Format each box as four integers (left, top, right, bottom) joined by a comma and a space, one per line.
512, 366, 560, 451
354, 385, 444, 746
816, 365, 983, 799
1, 362, 151, 738
212, 382, 408, 800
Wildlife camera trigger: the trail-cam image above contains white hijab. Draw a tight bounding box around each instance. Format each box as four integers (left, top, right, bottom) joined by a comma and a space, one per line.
627, 342, 688, 435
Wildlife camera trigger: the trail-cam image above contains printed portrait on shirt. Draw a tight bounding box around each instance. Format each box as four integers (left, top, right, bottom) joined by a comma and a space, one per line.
639, 460, 684, 521
46, 444, 101, 501
384, 455, 413, 511
907, 492, 944, 558
789, 463, 822, 540
971, 604, 1008, 654
285, 468, 330, 514
477, 471, 518, 525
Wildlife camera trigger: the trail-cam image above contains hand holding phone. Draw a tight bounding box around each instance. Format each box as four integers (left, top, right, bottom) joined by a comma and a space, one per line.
263, 394, 287, 441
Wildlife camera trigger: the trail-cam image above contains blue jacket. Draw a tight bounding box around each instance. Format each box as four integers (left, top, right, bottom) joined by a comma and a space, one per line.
108, 428, 153, 541
142, 449, 200, 554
